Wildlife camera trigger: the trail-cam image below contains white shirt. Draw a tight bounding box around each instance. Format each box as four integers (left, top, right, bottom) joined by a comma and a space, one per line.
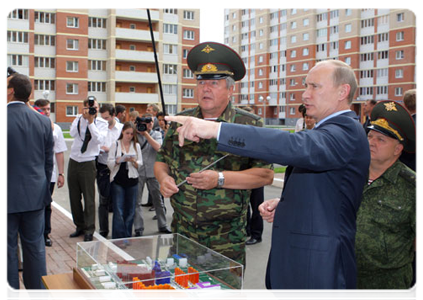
107, 140, 143, 182
98, 121, 124, 165
314, 110, 352, 129
51, 123, 67, 182
69, 114, 108, 162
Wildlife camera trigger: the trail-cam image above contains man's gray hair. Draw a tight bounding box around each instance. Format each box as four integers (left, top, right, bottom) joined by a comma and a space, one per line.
225, 77, 235, 89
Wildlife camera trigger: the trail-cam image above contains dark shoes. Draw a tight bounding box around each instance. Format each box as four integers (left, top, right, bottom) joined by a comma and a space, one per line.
246, 238, 262, 245
45, 235, 52, 247
159, 227, 172, 234
99, 231, 108, 238
152, 215, 158, 220
69, 229, 83, 238
149, 207, 156, 212
141, 203, 153, 207
135, 231, 143, 237
84, 234, 93, 242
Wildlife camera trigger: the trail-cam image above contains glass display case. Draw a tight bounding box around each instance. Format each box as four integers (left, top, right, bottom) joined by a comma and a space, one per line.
75, 233, 243, 290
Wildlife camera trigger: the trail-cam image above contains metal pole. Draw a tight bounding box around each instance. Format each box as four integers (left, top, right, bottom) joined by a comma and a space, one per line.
147, 9, 166, 115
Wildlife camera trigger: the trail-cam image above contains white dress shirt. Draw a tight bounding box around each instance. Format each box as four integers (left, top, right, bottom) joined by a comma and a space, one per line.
51, 123, 68, 182
69, 114, 108, 162
97, 121, 124, 165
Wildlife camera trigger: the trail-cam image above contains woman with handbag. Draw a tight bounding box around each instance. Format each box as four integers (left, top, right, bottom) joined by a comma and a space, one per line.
107, 122, 143, 239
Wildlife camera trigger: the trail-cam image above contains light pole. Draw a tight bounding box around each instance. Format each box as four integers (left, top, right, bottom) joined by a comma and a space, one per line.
259, 95, 271, 125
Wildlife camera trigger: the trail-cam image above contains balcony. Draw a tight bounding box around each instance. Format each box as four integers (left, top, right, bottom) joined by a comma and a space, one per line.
115, 49, 155, 62
115, 9, 159, 21
115, 92, 158, 104
115, 71, 158, 83
115, 28, 159, 42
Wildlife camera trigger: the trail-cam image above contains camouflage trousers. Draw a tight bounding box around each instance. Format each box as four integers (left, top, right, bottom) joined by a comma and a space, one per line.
171, 212, 247, 266
357, 264, 413, 300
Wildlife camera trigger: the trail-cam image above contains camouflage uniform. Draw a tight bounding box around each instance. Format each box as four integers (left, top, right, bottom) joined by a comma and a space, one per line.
356, 160, 416, 289
156, 102, 272, 265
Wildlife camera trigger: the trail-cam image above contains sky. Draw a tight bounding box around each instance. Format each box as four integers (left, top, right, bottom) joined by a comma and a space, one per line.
200, 9, 225, 43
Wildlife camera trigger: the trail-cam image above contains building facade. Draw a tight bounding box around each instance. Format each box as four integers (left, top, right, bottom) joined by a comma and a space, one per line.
224, 9, 416, 126
7, 8, 200, 128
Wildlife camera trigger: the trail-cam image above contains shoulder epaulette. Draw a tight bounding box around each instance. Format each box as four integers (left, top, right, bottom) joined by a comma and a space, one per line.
234, 107, 261, 121
399, 166, 416, 186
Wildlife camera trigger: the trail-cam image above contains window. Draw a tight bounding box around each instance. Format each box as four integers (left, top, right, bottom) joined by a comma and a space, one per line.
376, 86, 388, 95
8, 9, 29, 20
183, 30, 195, 40
129, 87, 136, 93
377, 68, 388, 78
317, 28, 327, 38
395, 87, 403, 96
303, 18, 309, 26
397, 13, 404, 22
330, 10, 339, 19
183, 49, 189, 59
361, 18, 374, 28
316, 13, 327, 22
395, 50, 404, 60
164, 23, 178, 34
88, 17, 106, 28
290, 107, 296, 115
396, 31, 404, 41
34, 80, 55, 91
291, 35, 297, 43
290, 64, 296, 72
360, 53, 374, 62
303, 48, 309, 56
8, 54, 29, 67
345, 9, 352, 16
290, 50, 296, 58
290, 79, 296, 86
330, 26, 339, 35
345, 24, 352, 33
164, 44, 178, 55
88, 82, 106, 92
66, 83, 79, 94
184, 11, 195, 20
183, 88, 194, 98
345, 57, 351, 65
395, 69, 404, 78
67, 17, 79, 28
66, 61, 79, 72
378, 32, 389, 42
67, 39, 79, 50
164, 9, 178, 14
302, 63, 309, 71
378, 50, 389, 60
88, 39, 106, 50
129, 65, 135, 71
361, 35, 374, 45
8, 31, 29, 43
66, 106, 78, 117
163, 64, 177, 75
331, 41, 339, 50
303, 33, 309, 41
34, 11, 55, 24
290, 21, 297, 29
163, 84, 177, 95
35, 56, 56, 68
89, 60, 106, 71
183, 69, 193, 78
129, 24, 136, 29
345, 41, 351, 49
129, 45, 136, 51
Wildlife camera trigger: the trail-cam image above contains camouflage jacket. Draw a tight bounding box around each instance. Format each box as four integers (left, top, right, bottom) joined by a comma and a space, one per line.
356, 160, 416, 278
156, 103, 272, 263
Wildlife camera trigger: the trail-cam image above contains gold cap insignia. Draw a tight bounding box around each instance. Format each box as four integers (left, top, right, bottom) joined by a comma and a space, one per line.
201, 63, 218, 73
201, 45, 215, 54
384, 102, 398, 112
371, 118, 403, 141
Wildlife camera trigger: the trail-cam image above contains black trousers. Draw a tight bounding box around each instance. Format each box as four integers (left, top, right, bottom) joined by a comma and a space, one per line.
44, 182, 55, 236
97, 162, 112, 235
246, 187, 264, 239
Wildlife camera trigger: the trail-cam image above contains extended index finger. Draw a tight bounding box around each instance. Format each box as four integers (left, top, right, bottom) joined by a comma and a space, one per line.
165, 115, 190, 125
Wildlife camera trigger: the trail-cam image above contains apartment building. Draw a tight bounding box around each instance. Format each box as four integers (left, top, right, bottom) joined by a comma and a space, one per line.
224, 9, 416, 126
7, 8, 200, 128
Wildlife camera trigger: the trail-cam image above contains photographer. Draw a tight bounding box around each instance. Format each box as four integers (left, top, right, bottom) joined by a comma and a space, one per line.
68, 96, 108, 242
134, 113, 171, 236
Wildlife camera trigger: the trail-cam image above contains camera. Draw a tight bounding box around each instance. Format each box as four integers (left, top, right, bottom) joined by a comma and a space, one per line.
87, 96, 97, 115
135, 116, 152, 132
7, 67, 17, 78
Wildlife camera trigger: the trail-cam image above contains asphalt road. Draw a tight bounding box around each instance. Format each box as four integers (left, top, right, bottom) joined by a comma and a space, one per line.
53, 140, 283, 289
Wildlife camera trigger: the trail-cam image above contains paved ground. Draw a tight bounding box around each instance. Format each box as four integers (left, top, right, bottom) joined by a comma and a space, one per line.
16, 140, 285, 291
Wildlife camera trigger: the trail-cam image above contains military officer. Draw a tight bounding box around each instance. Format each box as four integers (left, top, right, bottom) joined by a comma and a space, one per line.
154, 42, 274, 266
356, 101, 416, 289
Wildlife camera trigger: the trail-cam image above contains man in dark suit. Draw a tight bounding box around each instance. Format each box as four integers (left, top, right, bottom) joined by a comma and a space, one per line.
362, 99, 377, 134
166, 60, 370, 289
7, 73, 54, 289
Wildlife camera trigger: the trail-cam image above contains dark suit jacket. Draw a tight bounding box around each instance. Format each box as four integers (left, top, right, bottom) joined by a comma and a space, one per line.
218, 111, 370, 289
400, 113, 420, 175
8, 102, 54, 214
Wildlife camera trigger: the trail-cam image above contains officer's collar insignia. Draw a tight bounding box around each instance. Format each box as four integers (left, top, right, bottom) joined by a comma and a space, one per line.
201, 63, 218, 73
371, 118, 404, 141
384, 102, 398, 112
201, 45, 215, 54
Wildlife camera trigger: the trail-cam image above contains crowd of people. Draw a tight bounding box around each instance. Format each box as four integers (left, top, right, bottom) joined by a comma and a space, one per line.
7, 40, 416, 291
